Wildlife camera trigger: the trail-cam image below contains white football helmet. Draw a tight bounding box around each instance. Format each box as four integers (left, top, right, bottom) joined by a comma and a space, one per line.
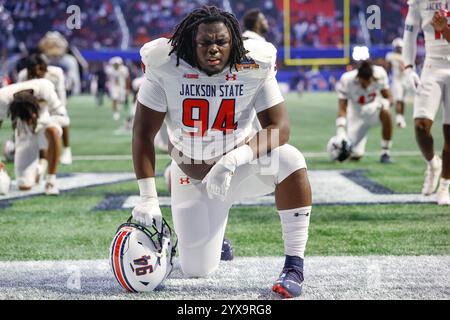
327, 135, 353, 162
3, 139, 15, 162
0, 169, 11, 195
392, 37, 404, 49
110, 217, 177, 292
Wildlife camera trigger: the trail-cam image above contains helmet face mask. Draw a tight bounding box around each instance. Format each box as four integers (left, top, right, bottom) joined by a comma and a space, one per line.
110, 217, 177, 292
327, 136, 353, 162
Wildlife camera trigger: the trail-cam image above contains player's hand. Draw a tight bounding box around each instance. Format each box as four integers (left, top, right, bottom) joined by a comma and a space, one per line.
132, 197, 162, 229
396, 114, 407, 129
432, 11, 448, 32
203, 145, 254, 201
403, 68, 421, 92
203, 159, 234, 201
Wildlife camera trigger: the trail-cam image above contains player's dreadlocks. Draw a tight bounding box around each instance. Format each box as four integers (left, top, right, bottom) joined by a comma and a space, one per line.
169, 6, 247, 71
8, 92, 40, 130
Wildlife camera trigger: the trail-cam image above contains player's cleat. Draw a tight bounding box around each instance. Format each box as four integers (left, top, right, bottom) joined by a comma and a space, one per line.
221, 238, 234, 261
422, 157, 442, 195
60, 147, 72, 165
272, 265, 304, 299
380, 153, 393, 164
437, 188, 450, 206
45, 182, 59, 196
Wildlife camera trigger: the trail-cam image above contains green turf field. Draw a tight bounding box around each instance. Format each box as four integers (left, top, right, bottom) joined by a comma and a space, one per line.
0, 93, 448, 261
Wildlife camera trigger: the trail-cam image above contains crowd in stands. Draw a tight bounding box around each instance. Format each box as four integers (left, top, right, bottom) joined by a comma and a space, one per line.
1, 0, 412, 51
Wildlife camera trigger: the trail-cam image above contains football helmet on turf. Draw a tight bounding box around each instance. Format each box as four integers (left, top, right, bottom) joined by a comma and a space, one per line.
326, 135, 353, 162
110, 216, 177, 292
3, 139, 15, 162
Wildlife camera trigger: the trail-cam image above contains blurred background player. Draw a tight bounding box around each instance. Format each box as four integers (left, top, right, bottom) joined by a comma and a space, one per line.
17, 54, 72, 165
335, 58, 394, 163
385, 38, 408, 129
242, 8, 269, 41
402, 0, 450, 205
38, 31, 88, 96
105, 56, 130, 121
0, 78, 64, 195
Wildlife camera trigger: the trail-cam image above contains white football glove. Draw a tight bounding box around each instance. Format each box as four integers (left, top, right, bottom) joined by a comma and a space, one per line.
203, 144, 253, 201
403, 68, 421, 92
132, 197, 162, 229
132, 178, 162, 229
396, 114, 407, 129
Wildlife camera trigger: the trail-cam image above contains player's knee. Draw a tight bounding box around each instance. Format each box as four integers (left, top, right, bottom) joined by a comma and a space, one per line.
45, 126, 60, 140
17, 176, 34, 190
273, 144, 307, 183
180, 257, 219, 278
415, 119, 432, 133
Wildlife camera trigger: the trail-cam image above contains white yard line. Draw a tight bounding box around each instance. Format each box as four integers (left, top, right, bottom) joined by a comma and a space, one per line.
0, 256, 448, 300
72, 151, 423, 161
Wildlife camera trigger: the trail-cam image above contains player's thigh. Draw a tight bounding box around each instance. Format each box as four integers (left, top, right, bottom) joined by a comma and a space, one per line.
414, 68, 443, 121
347, 115, 370, 148
14, 131, 39, 187
443, 70, 450, 125
228, 144, 307, 202
170, 161, 230, 277
392, 80, 405, 102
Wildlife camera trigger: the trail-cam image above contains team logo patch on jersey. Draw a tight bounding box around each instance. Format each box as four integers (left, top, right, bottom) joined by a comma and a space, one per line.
236, 57, 259, 71
179, 176, 191, 185
183, 73, 199, 79
225, 73, 237, 81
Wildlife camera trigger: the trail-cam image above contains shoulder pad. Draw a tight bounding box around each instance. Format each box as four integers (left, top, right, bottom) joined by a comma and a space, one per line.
373, 65, 388, 78
140, 38, 172, 72
243, 39, 277, 68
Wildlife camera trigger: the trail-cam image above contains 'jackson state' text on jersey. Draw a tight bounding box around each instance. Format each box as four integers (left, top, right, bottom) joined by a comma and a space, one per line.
405, 0, 450, 61
137, 38, 284, 160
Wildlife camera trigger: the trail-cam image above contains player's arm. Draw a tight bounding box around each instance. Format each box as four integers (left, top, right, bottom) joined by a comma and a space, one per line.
251, 102, 290, 158
56, 69, 67, 107
131, 74, 168, 227
132, 101, 165, 179
402, 2, 421, 69
336, 99, 348, 138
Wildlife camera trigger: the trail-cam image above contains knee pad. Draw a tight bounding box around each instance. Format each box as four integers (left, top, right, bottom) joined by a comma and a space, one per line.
272, 144, 307, 183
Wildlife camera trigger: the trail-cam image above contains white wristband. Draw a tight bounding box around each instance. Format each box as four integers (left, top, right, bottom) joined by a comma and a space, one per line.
137, 177, 158, 199
380, 98, 391, 110
336, 117, 347, 128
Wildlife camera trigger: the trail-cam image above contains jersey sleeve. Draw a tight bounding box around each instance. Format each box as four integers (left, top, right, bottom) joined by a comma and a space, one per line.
248, 40, 285, 112
137, 78, 168, 112
377, 68, 390, 90
402, 0, 421, 67
335, 74, 349, 99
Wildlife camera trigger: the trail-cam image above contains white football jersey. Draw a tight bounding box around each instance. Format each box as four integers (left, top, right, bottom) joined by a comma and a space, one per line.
403, 0, 450, 64
0, 79, 63, 121
17, 66, 67, 106
137, 38, 283, 160
385, 52, 406, 80
336, 65, 389, 109
105, 64, 129, 88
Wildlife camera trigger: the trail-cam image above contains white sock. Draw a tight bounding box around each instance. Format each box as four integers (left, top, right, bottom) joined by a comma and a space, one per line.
381, 140, 392, 155
46, 174, 56, 185
438, 178, 450, 192
278, 206, 311, 259
428, 155, 441, 168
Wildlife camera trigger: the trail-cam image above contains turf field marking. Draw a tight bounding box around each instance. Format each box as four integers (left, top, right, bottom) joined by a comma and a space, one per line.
0, 256, 448, 300
119, 170, 435, 208
72, 150, 423, 161
0, 172, 135, 201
